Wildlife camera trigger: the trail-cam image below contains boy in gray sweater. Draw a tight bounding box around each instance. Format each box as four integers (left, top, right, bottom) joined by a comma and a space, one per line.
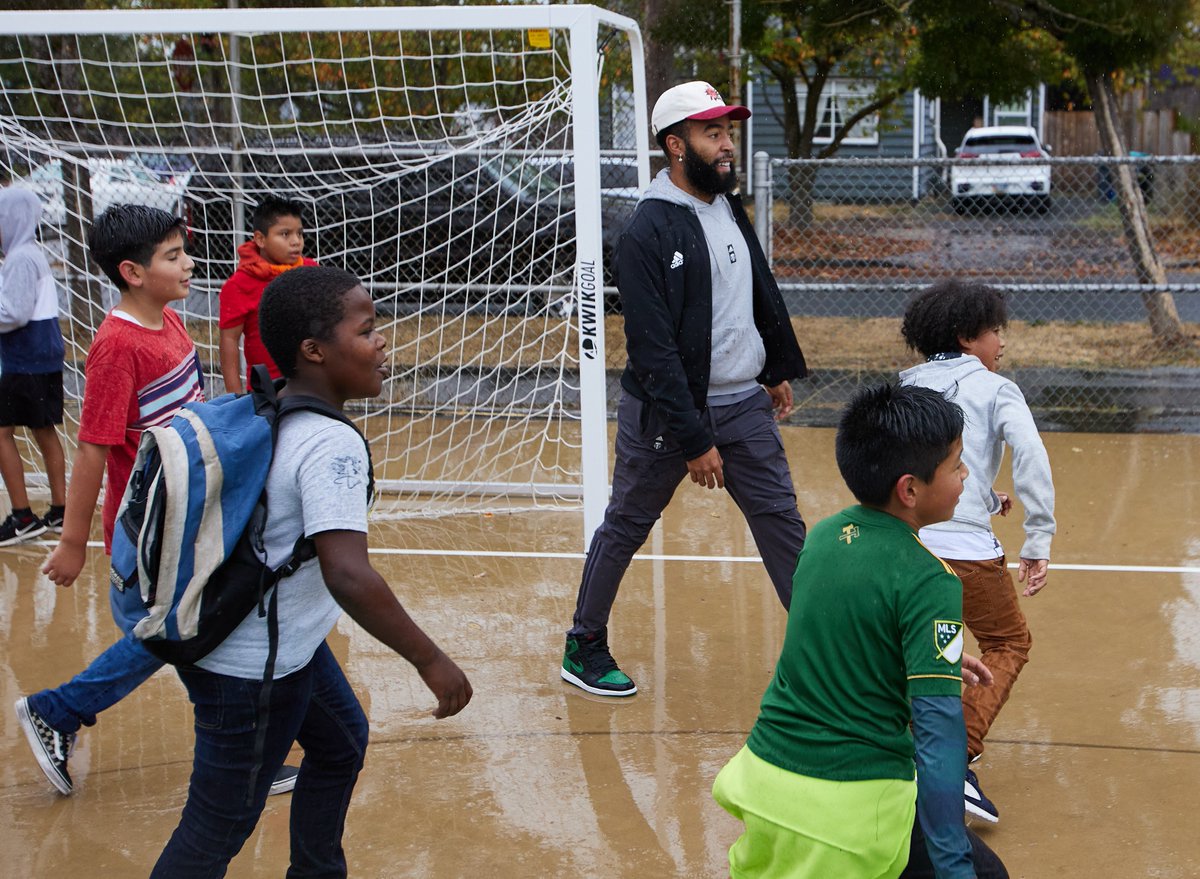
0, 186, 67, 545
900, 280, 1055, 826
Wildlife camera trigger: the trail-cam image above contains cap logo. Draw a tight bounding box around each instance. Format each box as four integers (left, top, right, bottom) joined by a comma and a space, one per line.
705, 86, 721, 102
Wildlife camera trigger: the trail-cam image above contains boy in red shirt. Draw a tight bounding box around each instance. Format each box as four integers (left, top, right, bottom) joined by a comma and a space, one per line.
16, 204, 295, 796
219, 196, 317, 393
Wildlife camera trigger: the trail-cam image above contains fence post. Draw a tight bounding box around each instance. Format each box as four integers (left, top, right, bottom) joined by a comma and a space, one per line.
753, 150, 772, 264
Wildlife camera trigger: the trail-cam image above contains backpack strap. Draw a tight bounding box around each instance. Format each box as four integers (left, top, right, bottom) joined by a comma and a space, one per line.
276, 393, 376, 503
241, 372, 375, 802
245, 570, 280, 805
249, 363, 280, 411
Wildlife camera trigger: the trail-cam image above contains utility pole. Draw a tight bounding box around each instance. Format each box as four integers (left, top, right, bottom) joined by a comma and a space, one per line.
728, 0, 743, 167
729, 0, 742, 109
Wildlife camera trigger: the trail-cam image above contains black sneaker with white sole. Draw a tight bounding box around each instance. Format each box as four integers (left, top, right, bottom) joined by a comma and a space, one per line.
15, 696, 76, 795
965, 768, 999, 823
41, 506, 65, 533
0, 511, 47, 546
269, 764, 300, 796
561, 629, 637, 697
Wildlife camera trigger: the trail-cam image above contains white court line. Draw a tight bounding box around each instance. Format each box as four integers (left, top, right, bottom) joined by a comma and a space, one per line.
63, 541, 1200, 575
364, 547, 1200, 574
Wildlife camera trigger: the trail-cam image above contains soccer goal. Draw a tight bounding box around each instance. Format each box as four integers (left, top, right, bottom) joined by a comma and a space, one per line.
0, 5, 648, 548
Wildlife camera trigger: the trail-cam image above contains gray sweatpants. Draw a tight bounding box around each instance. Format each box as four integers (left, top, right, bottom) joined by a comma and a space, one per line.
569, 390, 806, 636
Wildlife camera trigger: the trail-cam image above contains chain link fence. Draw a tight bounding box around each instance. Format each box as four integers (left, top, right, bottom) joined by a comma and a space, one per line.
743, 154, 1200, 431
9, 145, 1199, 434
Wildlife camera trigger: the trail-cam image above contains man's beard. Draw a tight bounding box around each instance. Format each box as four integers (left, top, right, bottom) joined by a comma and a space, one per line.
682, 141, 738, 196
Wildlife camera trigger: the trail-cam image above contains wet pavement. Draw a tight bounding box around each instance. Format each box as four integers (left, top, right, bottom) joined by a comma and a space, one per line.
2, 427, 1199, 877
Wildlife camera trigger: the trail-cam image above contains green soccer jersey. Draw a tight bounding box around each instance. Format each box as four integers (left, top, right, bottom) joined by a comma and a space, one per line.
747, 505, 965, 782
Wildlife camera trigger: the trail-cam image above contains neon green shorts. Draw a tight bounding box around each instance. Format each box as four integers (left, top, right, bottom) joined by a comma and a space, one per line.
712, 745, 916, 879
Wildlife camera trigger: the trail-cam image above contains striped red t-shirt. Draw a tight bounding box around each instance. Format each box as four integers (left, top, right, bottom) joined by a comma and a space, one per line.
79, 306, 205, 550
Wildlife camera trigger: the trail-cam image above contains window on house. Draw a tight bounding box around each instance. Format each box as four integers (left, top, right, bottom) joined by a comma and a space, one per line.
990, 95, 1032, 127
797, 80, 880, 145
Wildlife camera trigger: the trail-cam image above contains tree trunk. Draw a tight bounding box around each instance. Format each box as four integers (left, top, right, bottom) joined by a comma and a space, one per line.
642, 0, 674, 110
773, 68, 817, 228
61, 160, 100, 330
785, 163, 817, 230
1086, 69, 1190, 348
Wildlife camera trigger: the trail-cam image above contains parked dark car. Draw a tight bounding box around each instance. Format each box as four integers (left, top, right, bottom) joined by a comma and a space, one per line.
186, 147, 635, 313
529, 154, 641, 199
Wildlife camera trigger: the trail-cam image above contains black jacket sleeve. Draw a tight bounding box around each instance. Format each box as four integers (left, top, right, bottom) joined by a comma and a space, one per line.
616, 215, 713, 459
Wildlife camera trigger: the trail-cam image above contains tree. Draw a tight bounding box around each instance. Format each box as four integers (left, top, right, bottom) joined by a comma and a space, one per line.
911, 0, 1195, 348
645, 0, 917, 226
639, 0, 675, 107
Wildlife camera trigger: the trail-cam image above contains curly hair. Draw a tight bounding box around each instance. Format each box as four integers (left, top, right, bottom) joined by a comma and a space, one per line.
901, 280, 1008, 359
258, 265, 363, 378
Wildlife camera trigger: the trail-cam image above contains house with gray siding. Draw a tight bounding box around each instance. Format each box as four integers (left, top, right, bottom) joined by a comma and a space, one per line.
744, 73, 1049, 202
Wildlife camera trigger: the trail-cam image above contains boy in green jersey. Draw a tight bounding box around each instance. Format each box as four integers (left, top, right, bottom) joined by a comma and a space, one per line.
714, 383, 986, 879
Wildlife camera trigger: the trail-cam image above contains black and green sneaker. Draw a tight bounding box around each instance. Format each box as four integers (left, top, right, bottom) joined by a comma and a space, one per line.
561, 629, 637, 697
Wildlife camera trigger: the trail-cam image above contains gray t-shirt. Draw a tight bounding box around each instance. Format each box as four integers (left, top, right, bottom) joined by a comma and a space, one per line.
197, 410, 371, 679
657, 178, 764, 400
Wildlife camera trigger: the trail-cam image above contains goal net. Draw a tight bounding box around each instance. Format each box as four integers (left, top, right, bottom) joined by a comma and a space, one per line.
0, 6, 647, 545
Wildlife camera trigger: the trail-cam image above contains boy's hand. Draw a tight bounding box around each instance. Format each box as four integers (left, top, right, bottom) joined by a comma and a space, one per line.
995, 492, 1012, 516
416, 651, 473, 718
961, 653, 993, 688
43, 540, 87, 588
1018, 557, 1049, 596
765, 380, 793, 420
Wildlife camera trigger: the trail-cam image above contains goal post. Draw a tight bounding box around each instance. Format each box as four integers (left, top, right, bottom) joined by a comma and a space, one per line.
0, 5, 648, 550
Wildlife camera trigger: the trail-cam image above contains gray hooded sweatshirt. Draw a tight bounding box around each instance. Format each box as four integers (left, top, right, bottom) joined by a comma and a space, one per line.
642, 168, 765, 401
900, 355, 1055, 560
0, 186, 64, 373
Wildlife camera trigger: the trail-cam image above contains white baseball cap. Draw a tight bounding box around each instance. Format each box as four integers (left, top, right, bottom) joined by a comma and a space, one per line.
651, 81, 750, 137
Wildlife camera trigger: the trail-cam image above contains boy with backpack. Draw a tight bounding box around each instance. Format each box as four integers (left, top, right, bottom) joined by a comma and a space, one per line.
218, 195, 316, 394
16, 205, 295, 797
149, 265, 472, 877
0, 186, 67, 545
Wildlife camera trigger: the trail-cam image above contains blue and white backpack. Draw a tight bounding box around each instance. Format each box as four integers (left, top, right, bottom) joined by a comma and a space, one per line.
109, 365, 373, 666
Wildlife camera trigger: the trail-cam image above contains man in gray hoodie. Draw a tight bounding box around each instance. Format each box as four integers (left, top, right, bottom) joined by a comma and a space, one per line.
0, 185, 66, 545
560, 81, 808, 698
900, 279, 1055, 825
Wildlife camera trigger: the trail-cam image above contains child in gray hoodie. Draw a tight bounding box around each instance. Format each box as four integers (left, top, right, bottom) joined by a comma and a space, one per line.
900, 279, 1055, 827
0, 186, 66, 545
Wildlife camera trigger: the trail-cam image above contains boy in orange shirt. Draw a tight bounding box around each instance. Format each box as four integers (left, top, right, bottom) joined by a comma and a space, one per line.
219, 196, 316, 393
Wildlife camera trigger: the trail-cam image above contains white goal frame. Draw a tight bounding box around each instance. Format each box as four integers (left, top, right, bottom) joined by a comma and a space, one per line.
0, 5, 649, 550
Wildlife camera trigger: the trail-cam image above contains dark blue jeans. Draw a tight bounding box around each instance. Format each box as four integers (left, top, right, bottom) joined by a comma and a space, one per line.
902, 820, 1008, 879
27, 631, 162, 733
151, 641, 369, 879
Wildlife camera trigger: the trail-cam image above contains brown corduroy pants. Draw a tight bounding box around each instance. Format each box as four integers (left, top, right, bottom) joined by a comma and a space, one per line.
946, 556, 1033, 760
